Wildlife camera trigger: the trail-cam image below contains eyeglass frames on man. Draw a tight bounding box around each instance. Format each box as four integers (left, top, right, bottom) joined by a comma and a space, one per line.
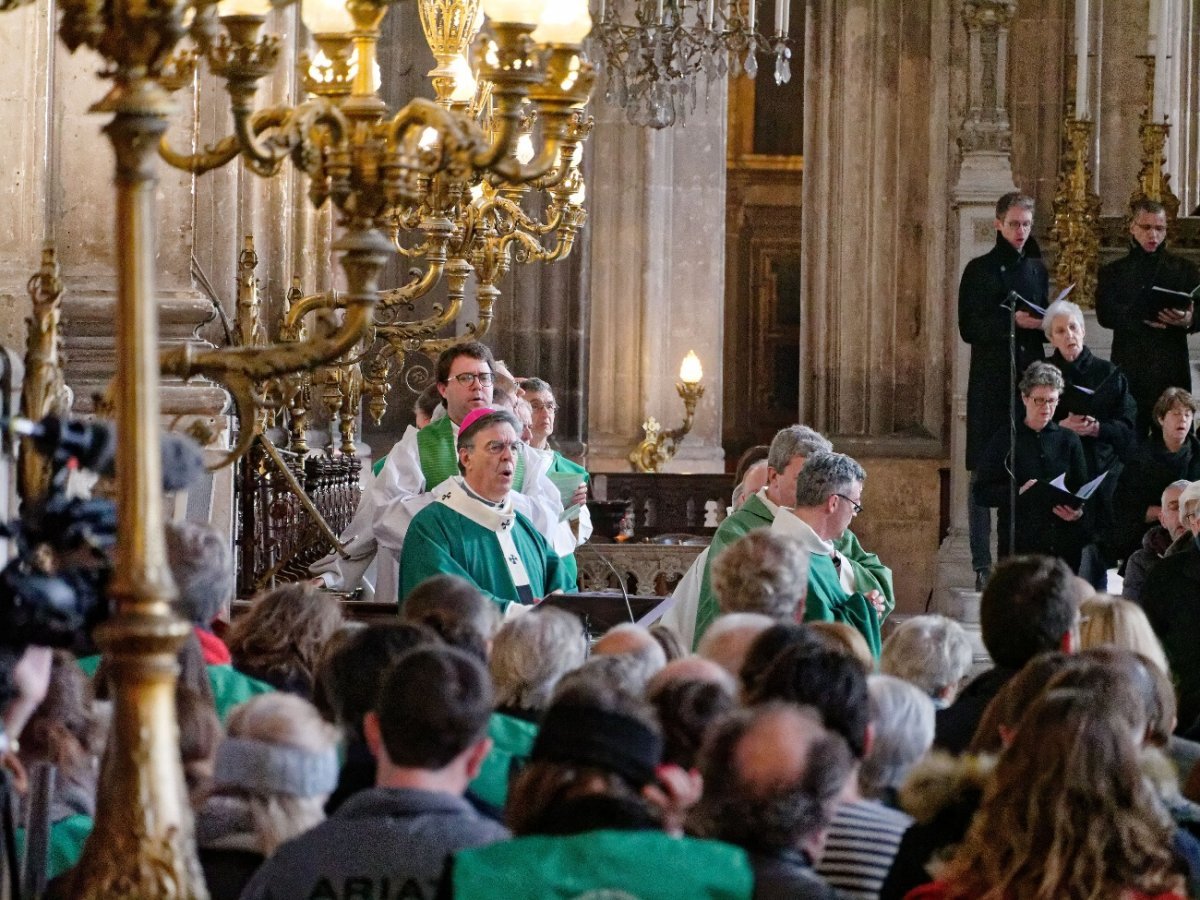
835, 493, 863, 516
449, 372, 495, 386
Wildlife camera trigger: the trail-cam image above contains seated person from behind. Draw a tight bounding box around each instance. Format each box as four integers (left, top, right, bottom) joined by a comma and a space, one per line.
399, 408, 576, 612
239, 645, 508, 900
973, 361, 1090, 572
772, 451, 883, 657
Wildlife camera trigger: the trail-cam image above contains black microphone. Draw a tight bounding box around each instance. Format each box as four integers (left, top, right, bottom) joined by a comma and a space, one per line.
5, 415, 205, 492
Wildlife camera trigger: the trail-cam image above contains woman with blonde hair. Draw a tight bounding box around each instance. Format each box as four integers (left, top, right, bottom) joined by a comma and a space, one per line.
1079, 593, 1170, 677
196, 692, 340, 899
907, 688, 1186, 900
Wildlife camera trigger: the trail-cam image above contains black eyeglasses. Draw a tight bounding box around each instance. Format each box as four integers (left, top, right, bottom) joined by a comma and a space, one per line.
449, 372, 495, 386
835, 493, 863, 516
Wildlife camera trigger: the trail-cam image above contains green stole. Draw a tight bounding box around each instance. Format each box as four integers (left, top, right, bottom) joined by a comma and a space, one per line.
804, 553, 883, 658
15, 814, 93, 881
694, 492, 774, 646
468, 712, 539, 810
416, 415, 525, 492
453, 831, 754, 900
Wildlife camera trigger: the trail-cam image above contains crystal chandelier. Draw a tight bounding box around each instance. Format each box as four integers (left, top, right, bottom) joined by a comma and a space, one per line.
593, 0, 793, 128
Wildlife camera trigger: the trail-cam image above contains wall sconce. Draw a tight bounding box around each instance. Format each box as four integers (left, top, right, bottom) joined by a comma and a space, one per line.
629, 350, 706, 473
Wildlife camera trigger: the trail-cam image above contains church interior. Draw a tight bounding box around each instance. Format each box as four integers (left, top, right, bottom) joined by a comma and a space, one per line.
0, 0, 1199, 892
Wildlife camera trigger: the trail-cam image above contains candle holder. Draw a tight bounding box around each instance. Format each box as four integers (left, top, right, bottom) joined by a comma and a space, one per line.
629, 352, 705, 473
1050, 116, 1100, 308
1131, 54, 1180, 219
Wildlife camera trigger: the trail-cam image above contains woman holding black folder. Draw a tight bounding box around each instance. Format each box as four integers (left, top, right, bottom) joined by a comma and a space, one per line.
973, 362, 1090, 572
1043, 298, 1137, 584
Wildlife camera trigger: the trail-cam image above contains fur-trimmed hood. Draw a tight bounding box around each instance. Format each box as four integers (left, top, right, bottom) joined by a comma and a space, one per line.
896, 751, 997, 826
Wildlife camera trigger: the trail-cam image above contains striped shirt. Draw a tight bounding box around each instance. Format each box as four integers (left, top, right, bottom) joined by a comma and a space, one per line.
815, 799, 912, 900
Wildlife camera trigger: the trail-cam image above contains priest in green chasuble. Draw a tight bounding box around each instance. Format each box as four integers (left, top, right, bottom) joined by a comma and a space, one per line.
670, 424, 892, 648
400, 408, 575, 612
771, 450, 883, 658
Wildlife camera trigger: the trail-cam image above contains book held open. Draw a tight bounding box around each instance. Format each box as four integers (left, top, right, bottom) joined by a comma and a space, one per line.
1021, 470, 1108, 512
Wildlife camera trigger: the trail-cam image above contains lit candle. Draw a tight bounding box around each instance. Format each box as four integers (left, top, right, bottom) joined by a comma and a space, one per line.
679, 351, 703, 384
1074, 0, 1089, 119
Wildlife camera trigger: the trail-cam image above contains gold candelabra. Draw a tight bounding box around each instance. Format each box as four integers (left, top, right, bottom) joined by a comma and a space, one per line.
1131, 54, 1180, 220
629, 351, 706, 473
1050, 113, 1100, 308
0, 0, 594, 893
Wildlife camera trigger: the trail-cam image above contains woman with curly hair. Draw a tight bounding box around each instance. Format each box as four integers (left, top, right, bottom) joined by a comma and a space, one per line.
226, 582, 343, 697
907, 688, 1187, 900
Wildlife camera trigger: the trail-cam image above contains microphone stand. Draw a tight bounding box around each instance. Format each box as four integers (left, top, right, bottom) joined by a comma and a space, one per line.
1003, 290, 1024, 558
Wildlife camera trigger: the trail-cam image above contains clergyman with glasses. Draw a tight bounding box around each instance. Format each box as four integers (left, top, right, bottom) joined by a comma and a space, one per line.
399, 407, 575, 612
314, 341, 566, 603
1098, 198, 1200, 437
972, 361, 1091, 573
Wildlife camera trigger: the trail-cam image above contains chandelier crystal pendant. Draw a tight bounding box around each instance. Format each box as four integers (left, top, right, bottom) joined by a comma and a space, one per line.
592, 0, 792, 128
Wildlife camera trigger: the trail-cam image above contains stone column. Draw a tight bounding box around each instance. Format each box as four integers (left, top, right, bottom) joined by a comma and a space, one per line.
933, 0, 1019, 611
586, 85, 727, 473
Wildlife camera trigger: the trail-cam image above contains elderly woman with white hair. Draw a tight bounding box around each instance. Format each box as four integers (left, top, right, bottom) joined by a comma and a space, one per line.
880, 614, 974, 708
1042, 297, 1137, 584
860, 675, 936, 808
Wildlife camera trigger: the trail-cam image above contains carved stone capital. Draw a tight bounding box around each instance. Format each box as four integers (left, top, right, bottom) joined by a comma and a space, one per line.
961, 0, 1017, 30
960, 118, 1013, 155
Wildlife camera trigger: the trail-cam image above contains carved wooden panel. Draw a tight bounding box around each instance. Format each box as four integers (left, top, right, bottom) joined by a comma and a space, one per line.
592, 473, 735, 539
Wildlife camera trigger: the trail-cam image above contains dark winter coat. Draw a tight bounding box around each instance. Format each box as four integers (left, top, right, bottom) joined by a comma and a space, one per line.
1145, 537, 1200, 731
958, 234, 1050, 469
1109, 432, 1200, 561
973, 420, 1090, 571
1096, 241, 1200, 435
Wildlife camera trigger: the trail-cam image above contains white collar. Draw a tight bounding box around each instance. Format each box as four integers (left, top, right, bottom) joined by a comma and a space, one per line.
770, 508, 834, 554
755, 487, 781, 517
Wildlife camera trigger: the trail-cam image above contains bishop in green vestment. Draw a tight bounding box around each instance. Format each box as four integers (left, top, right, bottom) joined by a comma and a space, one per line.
399, 409, 575, 612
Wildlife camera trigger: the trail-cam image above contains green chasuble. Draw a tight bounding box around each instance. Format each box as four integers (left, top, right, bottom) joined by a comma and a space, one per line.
452, 830, 754, 900
694, 492, 895, 648
468, 711, 538, 810
399, 501, 573, 611
804, 553, 883, 658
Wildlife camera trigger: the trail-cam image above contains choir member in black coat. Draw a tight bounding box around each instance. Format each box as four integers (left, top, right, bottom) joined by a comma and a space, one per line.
958, 192, 1049, 585
1096, 199, 1200, 437
1042, 298, 1136, 583
1109, 387, 1200, 562
973, 362, 1090, 572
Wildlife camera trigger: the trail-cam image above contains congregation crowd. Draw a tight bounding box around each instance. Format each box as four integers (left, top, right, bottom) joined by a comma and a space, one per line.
2, 190, 1200, 898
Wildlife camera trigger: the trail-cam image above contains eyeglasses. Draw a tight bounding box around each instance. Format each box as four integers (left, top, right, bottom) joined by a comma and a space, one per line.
529, 401, 558, 412
1027, 395, 1059, 407
448, 371, 495, 386
476, 439, 524, 457
835, 493, 863, 516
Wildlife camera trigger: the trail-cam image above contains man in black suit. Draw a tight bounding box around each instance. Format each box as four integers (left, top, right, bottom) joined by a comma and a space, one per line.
1097, 199, 1200, 437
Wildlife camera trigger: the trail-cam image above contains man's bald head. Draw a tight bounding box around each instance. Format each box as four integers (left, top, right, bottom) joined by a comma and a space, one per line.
647, 656, 738, 697
593, 624, 667, 681
697, 613, 776, 677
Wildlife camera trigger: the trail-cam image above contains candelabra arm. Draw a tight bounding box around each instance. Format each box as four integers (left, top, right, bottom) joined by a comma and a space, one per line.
162, 227, 392, 468
377, 216, 453, 310
281, 290, 339, 340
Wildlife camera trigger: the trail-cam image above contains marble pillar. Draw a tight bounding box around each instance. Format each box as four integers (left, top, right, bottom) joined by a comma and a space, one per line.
934, 0, 1019, 609
586, 85, 728, 473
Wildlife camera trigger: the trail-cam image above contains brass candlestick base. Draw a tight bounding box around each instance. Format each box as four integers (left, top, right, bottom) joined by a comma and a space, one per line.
1131, 119, 1180, 220
1050, 116, 1100, 308
629, 380, 705, 473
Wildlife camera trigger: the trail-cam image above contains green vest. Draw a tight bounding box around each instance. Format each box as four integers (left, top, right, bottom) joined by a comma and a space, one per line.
416, 415, 525, 491
75, 657, 273, 723
453, 830, 755, 900
468, 712, 539, 810
15, 813, 93, 881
